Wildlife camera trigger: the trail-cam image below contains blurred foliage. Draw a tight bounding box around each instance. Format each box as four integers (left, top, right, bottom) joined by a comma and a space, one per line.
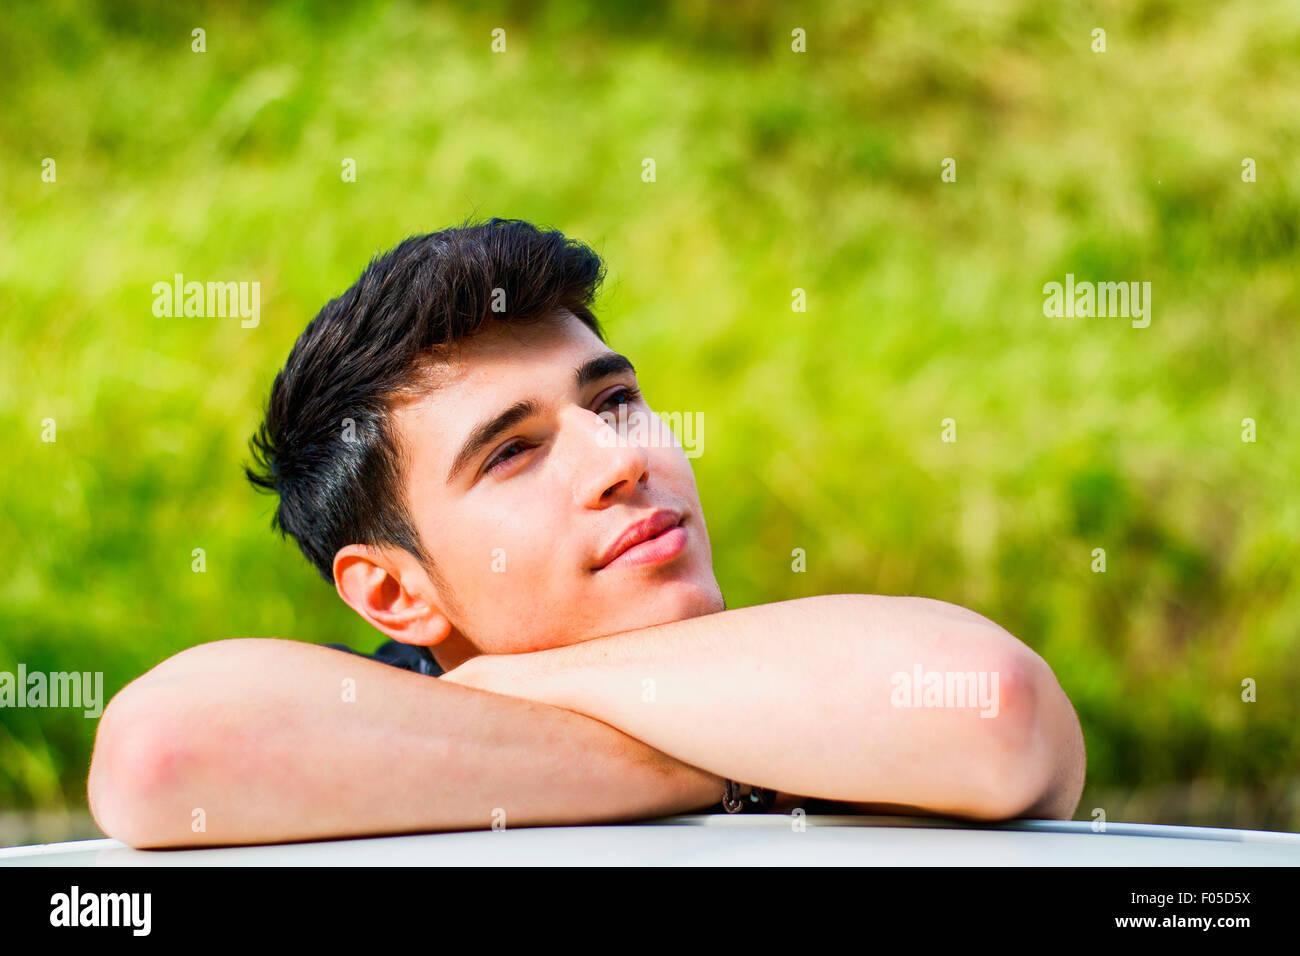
1, 0, 1297, 837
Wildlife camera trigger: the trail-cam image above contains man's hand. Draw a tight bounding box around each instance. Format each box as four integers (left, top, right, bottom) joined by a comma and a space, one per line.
439, 651, 551, 701
439, 653, 513, 695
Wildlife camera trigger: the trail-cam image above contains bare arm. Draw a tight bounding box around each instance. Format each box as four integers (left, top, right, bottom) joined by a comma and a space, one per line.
87, 637, 726, 848
442, 594, 1087, 820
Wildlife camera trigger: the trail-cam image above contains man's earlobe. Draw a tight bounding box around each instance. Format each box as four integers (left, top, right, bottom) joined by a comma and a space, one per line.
332, 544, 453, 647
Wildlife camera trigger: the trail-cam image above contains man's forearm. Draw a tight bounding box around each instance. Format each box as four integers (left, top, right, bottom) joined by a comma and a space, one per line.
88, 638, 725, 848
444, 594, 1085, 820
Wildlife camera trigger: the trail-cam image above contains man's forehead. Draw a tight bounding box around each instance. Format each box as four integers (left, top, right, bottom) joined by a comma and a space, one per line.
415, 309, 601, 388
390, 310, 620, 445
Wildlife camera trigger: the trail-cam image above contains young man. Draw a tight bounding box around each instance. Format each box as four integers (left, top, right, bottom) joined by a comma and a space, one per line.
87, 218, 1086, 848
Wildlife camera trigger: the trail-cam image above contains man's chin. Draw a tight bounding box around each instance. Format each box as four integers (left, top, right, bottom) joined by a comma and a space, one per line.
480, 578, 725, 652
606, 578, 725, 634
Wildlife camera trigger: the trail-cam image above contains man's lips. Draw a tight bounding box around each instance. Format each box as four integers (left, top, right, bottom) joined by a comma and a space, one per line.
594, 510, 688, 571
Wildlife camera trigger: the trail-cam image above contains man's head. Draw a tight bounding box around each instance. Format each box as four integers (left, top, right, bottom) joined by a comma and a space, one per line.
246, 218, 723, 670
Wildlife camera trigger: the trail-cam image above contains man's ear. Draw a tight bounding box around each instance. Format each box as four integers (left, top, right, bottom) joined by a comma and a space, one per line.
332, 544, 453, 648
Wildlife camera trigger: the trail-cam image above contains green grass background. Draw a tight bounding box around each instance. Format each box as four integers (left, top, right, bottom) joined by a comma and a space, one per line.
1, 0, 1297, 840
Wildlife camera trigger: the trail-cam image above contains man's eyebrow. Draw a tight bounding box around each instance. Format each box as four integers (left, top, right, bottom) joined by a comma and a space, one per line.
575, 352, 636, 389
445, 352, 637, 485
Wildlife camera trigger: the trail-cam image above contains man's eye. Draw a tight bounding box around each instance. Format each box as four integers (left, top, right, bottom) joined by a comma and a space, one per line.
485, 440, 531, 474
597, 385, 641, 413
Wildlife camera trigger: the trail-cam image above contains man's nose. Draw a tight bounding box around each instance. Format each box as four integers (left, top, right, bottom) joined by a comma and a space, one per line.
563, 406, 650, 507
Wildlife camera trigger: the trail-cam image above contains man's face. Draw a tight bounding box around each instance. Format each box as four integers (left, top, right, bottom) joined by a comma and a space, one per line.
386, 310, 724, 658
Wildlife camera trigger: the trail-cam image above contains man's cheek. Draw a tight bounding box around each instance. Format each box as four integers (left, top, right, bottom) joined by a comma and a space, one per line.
649, 408, 702, 461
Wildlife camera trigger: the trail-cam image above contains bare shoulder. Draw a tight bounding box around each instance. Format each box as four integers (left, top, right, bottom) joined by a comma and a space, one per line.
134, 637, 329, 685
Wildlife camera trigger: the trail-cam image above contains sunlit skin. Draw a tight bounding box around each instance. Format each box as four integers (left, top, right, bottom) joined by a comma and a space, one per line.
333, 310, 726, 670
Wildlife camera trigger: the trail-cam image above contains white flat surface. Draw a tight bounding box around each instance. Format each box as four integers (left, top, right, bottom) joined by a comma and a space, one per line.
2, 815, 1298, 866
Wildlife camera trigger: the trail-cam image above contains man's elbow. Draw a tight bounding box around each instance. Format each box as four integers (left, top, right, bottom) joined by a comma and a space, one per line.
970, 646, 1086, 822
88, 683, 207, 849
88, 638, 293, 848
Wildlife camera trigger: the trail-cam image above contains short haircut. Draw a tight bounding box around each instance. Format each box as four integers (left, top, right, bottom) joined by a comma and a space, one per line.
244, 216, 608, 587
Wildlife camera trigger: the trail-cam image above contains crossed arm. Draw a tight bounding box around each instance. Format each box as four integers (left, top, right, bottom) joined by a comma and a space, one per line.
87, 594, 1086, 848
